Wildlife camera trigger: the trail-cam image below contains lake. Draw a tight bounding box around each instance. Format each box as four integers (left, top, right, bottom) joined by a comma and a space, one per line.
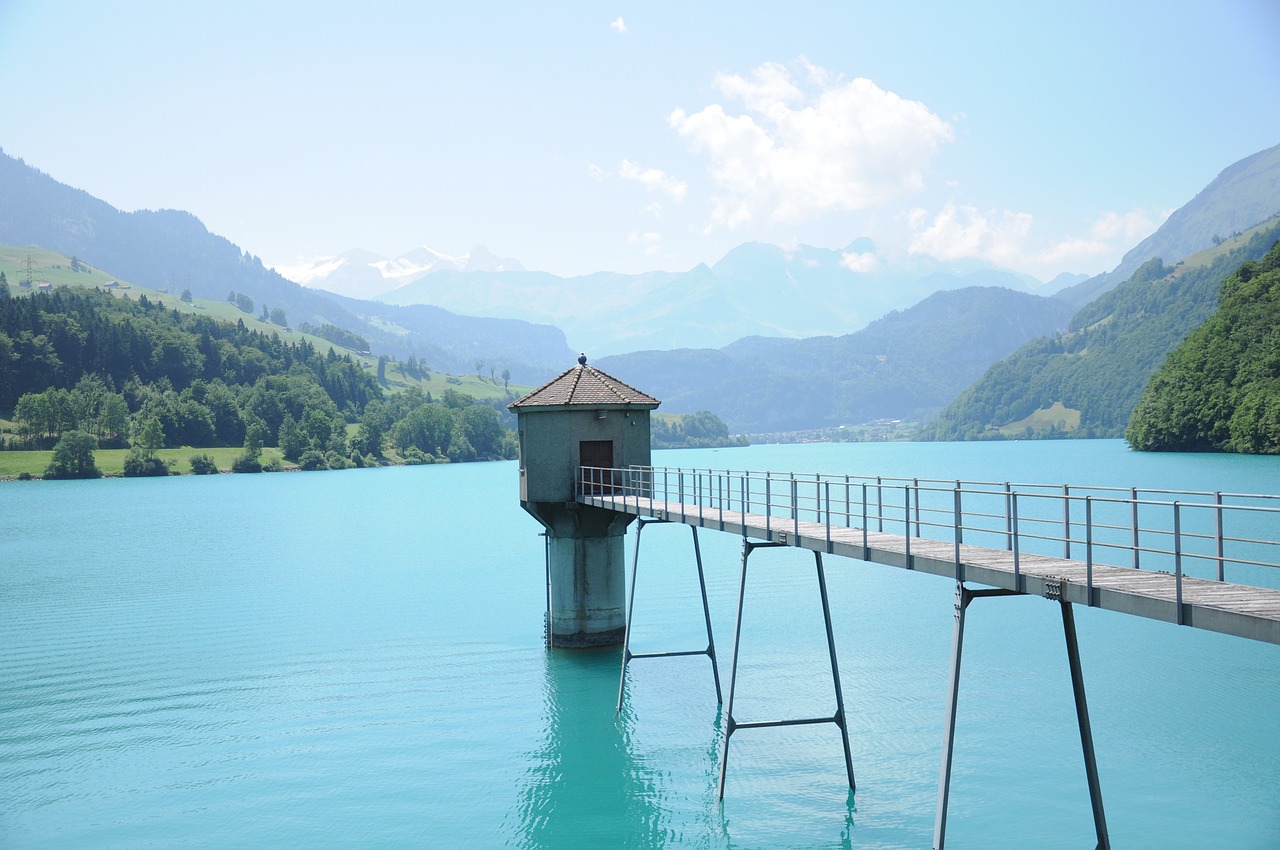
2, 440, 1277, 848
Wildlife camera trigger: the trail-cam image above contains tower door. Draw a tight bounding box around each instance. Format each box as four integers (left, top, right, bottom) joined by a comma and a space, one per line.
579, 440, 614, 494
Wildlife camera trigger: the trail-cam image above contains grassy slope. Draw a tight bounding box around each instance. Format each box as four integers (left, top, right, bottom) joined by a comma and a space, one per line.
997, 401, 1081, 436
0, 446, 288, 478
379, 360, 527, 402
1, 245, 363, 357
2, 244, 533, 403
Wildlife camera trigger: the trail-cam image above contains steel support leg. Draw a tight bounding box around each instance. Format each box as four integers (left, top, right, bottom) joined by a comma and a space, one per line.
934, 587, 1108, 850
933, 582, 969, 850
717, 538, 755, 799
1061, 599, 1111, 850
617, 518, 650, 712
718, 542, 855, 799
815, 551, 856, 791
618, 520, 723, 713
692, 527, 724, 705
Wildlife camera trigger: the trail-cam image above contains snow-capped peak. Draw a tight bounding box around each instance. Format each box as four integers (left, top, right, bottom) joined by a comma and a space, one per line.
275, 244, 525, 299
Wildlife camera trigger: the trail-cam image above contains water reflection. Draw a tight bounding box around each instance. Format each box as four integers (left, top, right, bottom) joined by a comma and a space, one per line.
512, 648, 669, 849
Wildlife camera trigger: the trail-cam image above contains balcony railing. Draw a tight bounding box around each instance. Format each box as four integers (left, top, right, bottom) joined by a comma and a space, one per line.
578, 464, 1280, 599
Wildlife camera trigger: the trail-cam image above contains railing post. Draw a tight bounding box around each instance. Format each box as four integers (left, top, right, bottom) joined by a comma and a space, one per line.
1131, 487, 1140, 570
792, 476, 799, 541
861, 483, 869, 559
953, 486, 963, 583
678, 468, 685, 522
765, 476, 771, 538
1012, 492, 1021, 590
904, 485, 912, 538
698, 469, 704, 525
815, 474, 822, 526
1063, 485, 1071, 559
877, 476, 884, 532
904, 486, 913, 570
719, 473, 725, 532
845, 475, 851, 528
1174, 501, 1184, 626
1215, 491, 1225, 582
914, 478, 921, 537
824, 481, 832, 554
1004, 482, 1013, 551
1085, 497, 1094, 606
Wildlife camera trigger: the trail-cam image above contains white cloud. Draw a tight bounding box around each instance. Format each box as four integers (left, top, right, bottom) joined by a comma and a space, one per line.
587, 162, 606, 182
903, 204, 1168, 278
628, 230, 661, 254
839, 251, 881, 273
1037, 208, 1163, 268
610, 17, 626, 34
618, 159, 687, 201
643, 201, 663, 217
669, 58, 952, 229
1089, 209, 1160, 242
907, 202, 1033, 267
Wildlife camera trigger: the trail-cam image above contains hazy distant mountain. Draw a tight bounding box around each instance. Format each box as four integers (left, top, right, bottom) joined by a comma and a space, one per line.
0, 149, 569, 383
1058, 141, 1280, 308
1044, 271, 1090, 294
372, 239, 1044, 356
594, 286, 1074, 433
281, 245, 525, 300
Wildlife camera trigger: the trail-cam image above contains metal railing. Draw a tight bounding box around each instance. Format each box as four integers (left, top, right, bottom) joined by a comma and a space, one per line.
578, 465, 1280, 604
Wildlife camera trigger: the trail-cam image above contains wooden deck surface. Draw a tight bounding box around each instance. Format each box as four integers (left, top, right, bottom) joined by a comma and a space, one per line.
579, 494, 1280, 645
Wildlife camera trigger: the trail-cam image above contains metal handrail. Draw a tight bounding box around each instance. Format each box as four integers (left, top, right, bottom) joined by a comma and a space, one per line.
576, 464, 1280, 602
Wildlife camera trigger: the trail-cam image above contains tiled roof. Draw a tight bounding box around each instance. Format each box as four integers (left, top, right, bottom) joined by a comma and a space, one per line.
508, 359, 660, 409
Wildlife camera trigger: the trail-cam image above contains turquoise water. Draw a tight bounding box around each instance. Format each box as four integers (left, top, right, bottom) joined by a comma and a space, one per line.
1, 441, 1277, 848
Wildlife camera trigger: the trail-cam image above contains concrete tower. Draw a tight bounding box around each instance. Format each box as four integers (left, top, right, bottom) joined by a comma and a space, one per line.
509, 355, 659, 648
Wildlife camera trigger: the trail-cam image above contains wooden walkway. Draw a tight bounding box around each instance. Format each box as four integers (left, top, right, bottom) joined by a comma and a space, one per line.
580, 493, 1280, 645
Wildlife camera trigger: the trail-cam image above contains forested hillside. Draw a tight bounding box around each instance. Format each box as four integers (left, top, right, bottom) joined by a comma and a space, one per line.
597, 286, 1074, 433
919, 218, 1280, 441
0, 283, 515, 474
1126, 240, 1280, 453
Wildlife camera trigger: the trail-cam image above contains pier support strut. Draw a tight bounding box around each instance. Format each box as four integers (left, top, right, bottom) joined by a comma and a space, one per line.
617, 519, 723, 712
933, 584, 1110, 850
718, 541, 855, 799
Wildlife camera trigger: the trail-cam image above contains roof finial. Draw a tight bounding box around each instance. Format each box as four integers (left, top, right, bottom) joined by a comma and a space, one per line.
577, 352, 587, 366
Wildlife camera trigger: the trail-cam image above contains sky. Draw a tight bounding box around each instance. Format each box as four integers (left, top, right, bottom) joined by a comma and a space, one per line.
1, 1, 1278, 282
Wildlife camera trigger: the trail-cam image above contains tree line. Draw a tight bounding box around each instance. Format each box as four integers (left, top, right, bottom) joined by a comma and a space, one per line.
0, 282, 516, 477
650, 411, 747, 449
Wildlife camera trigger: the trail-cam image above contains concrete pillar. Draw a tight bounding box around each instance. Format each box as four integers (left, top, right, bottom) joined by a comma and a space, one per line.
537, 503, 631, 648
546, 531, 626, 647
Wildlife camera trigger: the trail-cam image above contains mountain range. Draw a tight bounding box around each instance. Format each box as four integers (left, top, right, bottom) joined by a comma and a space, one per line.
281, 245, 525, 300
594, 286, 1076, 433
282, 234, 1061, 356
588, 142, 1280, 434
0, 150, 571, 383
4, 139, 1279, 440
